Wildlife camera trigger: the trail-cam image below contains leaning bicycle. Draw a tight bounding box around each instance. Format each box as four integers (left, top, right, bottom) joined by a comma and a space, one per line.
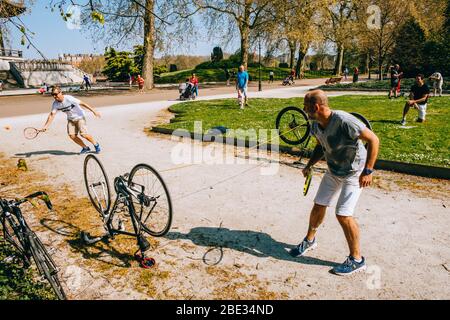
0, 192, 66, 300
81, 155, 173, 268
276, 106, 373, 147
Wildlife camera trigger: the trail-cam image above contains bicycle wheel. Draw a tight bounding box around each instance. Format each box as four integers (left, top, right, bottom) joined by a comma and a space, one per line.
28, 232, 66, 300
350, 112, 372, 131
83, 155, 111, 214
1, 214, 31, 266
276, 106, 311, 145
128, 164, 172, 237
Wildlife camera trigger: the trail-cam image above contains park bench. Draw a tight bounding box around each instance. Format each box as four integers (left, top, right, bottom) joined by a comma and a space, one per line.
325, 76, 343, 85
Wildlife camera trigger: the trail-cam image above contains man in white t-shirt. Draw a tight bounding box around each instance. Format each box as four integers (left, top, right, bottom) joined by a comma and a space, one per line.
41, 86, 101, 154
429, 72, 444, 97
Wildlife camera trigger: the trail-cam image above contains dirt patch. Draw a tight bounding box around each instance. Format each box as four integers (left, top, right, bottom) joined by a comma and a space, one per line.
0, 153, 284, 300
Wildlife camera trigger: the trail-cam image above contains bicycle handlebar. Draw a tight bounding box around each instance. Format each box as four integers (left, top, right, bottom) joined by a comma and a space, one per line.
0, 191, 53, 211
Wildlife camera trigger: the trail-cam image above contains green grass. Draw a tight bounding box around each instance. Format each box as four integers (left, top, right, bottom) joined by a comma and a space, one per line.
0, 238, 57, 300
157, 95, 450, 167
156, 67, 333, 84
318, 78, 450, 91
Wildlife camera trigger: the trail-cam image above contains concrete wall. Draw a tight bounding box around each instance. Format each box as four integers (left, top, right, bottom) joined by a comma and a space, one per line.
20, 70, 84, 87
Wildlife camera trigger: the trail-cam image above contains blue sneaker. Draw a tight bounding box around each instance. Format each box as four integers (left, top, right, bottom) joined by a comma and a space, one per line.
94, 143, 101, 154
289, 237, 317, 257
332, 256, 367, 276
80, 147, 91, 154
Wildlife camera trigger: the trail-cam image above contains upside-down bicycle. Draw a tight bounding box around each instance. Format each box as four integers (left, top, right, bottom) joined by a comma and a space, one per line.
0, 191, 66, 299
81, 155, 173, 268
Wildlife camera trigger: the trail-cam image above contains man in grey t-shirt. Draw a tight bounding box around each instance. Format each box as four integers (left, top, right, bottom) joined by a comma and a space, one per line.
289, 90, 380, 276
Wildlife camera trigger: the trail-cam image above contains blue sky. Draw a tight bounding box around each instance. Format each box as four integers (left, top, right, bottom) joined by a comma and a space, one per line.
8, 1, 230, 59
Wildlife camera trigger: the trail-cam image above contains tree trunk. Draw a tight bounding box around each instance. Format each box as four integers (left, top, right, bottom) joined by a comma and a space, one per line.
295, 43, 308, 78
142, 0, 155, 90
335, 44, 344, 76
378, 53, 383, 81
366, 52, 371, 79
240, 26, 249, 68
289, 41, 296, 69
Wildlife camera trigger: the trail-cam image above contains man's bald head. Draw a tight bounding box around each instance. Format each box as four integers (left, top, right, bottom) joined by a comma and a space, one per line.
304, 90, 329, 107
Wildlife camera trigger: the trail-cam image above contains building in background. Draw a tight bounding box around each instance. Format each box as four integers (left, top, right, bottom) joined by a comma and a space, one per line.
58, 53, 103, 68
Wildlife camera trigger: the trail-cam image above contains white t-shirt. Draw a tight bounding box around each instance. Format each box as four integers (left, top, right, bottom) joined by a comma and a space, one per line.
431, 72, 443, 83
51, 95, 85, 121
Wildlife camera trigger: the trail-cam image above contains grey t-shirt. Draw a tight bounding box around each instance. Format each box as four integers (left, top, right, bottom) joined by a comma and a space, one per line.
311, 110, 367, 177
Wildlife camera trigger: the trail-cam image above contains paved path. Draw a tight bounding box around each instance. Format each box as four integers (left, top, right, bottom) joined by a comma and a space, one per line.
0, 84, 448, 299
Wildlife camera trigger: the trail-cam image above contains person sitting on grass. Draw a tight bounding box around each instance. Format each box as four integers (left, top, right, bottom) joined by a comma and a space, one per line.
400, 74, 430, 126
40, 86, 102, 154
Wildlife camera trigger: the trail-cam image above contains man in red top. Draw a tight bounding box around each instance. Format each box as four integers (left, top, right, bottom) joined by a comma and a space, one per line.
290, 69, 296, 83
137, 75, 145, 92
190, 73, 199, 97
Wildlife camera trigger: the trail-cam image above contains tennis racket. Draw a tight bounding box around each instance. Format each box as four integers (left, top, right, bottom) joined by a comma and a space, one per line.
24, 127, 44, 140
303, 170, 312, 196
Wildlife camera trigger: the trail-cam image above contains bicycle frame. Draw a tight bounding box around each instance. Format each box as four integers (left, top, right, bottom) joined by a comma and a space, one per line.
83, 175, 154, 255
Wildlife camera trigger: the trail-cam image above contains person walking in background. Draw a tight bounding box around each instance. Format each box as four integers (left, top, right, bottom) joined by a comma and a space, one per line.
83, 74, 91, 91
225, 69, 231, 86
190, 73, 199, 97
269, 70, 274, 83
290, 69, 296, 84
389, 64, 403, 99
236, 65, 249, 109
429, 71, 444, 97
352, 67, 359, 83
128, 73, 133, 88
343, 66, 349, 81
137, 75, 145, 93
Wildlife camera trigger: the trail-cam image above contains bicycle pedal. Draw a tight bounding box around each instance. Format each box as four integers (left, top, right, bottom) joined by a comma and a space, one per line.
137, 234, 151, 252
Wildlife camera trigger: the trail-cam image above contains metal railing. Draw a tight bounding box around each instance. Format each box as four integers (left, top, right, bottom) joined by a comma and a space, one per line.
0, 49, 23, 58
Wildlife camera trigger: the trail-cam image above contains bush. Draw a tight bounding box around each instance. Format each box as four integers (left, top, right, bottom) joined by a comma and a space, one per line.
279, 63, 289, 68
169, 64, 177, 72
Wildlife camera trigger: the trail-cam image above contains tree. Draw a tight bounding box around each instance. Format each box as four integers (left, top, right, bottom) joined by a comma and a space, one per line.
50, 0, 193, 90
317, 0, 361, 75
356, 0, 410, 80
390, 20, 426, 77
192, 0, 276, 68
211, 46, 223, 62
102, 47, 138, 81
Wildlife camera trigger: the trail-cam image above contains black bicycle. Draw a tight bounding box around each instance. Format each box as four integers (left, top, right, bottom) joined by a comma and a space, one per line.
81, 155, 173, 268
0, 192, 66, 300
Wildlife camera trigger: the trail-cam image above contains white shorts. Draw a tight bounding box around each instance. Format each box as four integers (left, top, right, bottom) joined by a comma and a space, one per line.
433, 81, 443, 90
314, 170, 363, 217
415, 103, 427, 120
237, 87, 247, 97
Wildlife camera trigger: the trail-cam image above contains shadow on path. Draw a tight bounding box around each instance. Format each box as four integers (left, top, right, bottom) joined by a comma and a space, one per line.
166, 227, 338, 267
15, 150, 79, 157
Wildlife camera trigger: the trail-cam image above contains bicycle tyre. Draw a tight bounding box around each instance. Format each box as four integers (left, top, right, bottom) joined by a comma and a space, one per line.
128, 164, 173, 237
275, 106, 311, 145
350, 112, 372, 131
350, 112, 372, 149
1, 214, 31, 266
83, 154, 111, 214
28, 232, 66, 300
